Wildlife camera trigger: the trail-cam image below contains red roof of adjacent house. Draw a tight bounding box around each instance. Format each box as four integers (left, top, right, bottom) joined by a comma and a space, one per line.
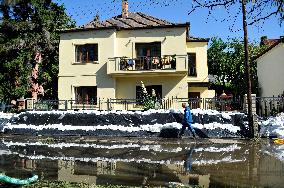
254, 37, 284, 60
262, 39, 280, 46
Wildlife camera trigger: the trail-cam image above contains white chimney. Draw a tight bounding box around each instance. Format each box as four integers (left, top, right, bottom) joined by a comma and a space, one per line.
122, 0, 128, 18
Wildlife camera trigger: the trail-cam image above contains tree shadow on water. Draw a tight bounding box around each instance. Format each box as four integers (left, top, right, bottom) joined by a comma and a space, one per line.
0, 183, 21, 188
159, 128, 209, 138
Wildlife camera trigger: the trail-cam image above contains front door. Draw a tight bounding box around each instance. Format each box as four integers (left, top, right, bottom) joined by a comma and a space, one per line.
188, 92, 200, 108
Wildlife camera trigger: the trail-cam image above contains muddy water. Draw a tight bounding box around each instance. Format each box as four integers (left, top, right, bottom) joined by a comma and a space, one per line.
0, 136, 283, 188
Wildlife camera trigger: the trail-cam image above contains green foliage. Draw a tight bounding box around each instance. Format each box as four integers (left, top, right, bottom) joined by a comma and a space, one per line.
143, 96, 157, 110
140, 81, 160, 110
0, 0, 75, 102
208, 37, 268, 96
23, 181, 90, 188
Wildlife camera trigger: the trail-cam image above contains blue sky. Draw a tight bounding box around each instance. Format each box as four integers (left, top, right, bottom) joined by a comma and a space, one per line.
54, 0, 283, 42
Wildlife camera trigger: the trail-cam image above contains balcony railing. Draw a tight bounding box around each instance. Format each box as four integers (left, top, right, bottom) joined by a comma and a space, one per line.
108, 55, 187, 75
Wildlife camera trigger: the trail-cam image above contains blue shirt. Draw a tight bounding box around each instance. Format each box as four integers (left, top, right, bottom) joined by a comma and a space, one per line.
183, 106, 193, 124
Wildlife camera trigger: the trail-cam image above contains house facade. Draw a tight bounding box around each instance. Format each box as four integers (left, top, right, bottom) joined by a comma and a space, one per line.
256, 38, 284, 97
58, 0, 215, 109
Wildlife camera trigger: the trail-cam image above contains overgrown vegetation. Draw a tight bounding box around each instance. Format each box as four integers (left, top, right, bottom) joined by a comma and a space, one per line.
23, 181, 90, 188
22, 181, 204, 188
208, 37, 268, 96
0, 0, 75, 103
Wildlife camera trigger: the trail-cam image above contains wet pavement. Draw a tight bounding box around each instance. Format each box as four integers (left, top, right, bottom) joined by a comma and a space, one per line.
0, 136, 284, 188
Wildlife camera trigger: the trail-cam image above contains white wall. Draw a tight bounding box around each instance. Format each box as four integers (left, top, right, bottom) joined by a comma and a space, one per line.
186, 42, 209, 82
257, 43, 284, 97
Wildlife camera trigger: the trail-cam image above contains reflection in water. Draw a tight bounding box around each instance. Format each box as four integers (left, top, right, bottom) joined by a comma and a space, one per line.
0, 138, 284, 187
184, 143, 195, 172
58, 160, 97, 185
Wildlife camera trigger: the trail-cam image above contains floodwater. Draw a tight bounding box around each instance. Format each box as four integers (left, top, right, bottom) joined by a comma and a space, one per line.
0, 136, 284, 188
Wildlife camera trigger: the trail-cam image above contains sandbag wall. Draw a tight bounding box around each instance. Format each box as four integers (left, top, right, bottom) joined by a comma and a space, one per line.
1, 110, 247, 138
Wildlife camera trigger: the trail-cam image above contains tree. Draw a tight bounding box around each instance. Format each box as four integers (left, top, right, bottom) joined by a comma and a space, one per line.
0, 0, 75, 103
207, 38, 228, 89
189, 0, 284, 138
208, 37, 268, 96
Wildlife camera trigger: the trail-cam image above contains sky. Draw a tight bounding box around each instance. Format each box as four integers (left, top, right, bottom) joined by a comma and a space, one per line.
53, 0, 283, 43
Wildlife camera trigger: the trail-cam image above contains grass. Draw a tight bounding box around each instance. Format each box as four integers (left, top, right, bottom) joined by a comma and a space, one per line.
23, 181, 91, 188
22, 181, 204, 188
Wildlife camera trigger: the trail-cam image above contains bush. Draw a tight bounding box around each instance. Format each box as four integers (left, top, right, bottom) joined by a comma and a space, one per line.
140, 81, 160, 110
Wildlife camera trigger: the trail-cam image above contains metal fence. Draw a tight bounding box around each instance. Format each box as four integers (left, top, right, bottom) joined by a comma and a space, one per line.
10, 96, 284, 117
28, 97, 244, 112
256, 96, 284, 117
33, 99, 102, 111
172, 96, 244, 111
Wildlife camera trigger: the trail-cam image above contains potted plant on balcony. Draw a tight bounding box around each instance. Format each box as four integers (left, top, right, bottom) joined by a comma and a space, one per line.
120, 56, 128, 70
170, 54, 176, 69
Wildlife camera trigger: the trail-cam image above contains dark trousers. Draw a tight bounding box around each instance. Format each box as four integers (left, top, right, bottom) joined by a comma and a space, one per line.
179, 122, 196, 137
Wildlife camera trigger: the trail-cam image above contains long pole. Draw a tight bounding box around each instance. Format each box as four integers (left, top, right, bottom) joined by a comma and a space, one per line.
241, 0, 254, 138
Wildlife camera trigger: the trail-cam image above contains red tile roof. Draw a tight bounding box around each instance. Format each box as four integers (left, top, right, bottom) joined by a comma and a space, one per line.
82, 12, 177, 29
262, 39, 280, 46
254, 37, 284, 60
59, 12, 190, 33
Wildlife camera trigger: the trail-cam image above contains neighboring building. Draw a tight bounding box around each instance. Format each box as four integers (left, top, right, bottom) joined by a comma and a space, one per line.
58, 0, 215, 109
256, 37, 284, 97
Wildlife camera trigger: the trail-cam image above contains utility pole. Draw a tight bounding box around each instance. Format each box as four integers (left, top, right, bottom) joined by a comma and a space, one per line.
189, 0, 284, 138
241, 0, 255, 138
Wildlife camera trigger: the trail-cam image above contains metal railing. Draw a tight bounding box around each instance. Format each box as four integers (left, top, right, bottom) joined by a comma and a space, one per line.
33, 99, 102, 111
108, 98, 143, 110
172, 96, 243, 111
108, 55, 187, 73
68, 98, 101, 110
28, 97, 244, 112
17, 96, 284, 117
256, 96, 284, 117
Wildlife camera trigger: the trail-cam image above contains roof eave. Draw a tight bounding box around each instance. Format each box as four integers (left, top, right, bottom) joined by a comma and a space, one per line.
58, 22, 189, 33
186, 38, 210, 43
58, 26, 117, 33
116, 23, 189, 31
253, 38, 284, 61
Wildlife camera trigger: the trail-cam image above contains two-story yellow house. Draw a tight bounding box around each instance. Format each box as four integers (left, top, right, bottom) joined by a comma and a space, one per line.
58, 0, 215, 109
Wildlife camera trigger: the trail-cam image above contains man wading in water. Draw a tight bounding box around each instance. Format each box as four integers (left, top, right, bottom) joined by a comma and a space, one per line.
178, 103, 196, 138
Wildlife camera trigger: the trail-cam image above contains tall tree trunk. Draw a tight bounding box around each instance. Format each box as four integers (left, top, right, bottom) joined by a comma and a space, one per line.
241, 0, 254, 138
30, 52, 44, 100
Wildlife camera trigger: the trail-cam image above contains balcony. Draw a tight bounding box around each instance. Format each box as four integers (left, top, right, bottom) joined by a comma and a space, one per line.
107, 55, 188, 77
